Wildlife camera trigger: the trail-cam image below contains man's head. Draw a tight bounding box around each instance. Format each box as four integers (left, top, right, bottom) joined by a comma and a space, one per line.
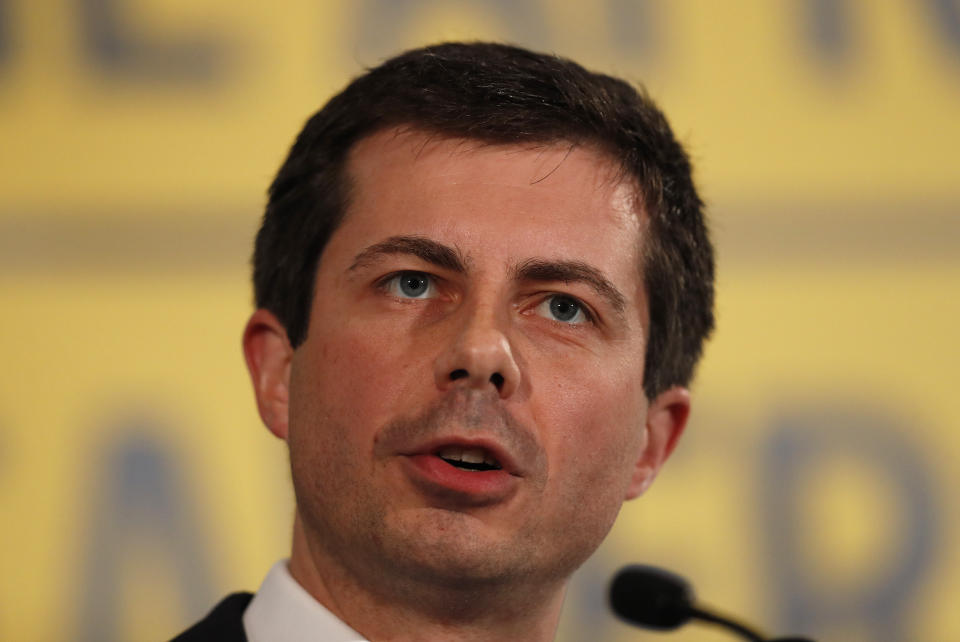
242, 42, 715, 625
252, 42, 713, 402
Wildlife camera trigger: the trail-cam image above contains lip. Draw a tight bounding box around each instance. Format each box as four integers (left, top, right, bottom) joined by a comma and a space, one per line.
399, 437, 523, 505
402, 436, 523, 477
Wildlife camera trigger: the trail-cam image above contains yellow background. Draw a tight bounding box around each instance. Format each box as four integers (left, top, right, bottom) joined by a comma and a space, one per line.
1, 2, 957, 641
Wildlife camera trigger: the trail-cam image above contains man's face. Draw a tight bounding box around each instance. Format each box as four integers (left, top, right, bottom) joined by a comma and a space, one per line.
272, 130, 685, 591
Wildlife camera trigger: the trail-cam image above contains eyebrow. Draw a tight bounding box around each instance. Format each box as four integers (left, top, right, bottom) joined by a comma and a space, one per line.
348, 236, 468, 273
513, 258, 627, 315
348, 236, 626, 315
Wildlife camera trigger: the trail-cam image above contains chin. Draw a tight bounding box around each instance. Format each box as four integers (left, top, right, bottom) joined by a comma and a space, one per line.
380, 506, 587, 591
381, 508, 532, 584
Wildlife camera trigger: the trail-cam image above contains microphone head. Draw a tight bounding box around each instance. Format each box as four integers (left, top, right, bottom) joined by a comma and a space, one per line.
609, 565, 695, 630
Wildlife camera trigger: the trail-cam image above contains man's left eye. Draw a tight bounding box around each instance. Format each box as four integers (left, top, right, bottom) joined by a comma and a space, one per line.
535, 295, 590, 325
383, 271, 436, 299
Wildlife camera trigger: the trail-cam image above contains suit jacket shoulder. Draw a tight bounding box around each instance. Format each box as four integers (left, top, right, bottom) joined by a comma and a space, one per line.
170, 592, 254, 642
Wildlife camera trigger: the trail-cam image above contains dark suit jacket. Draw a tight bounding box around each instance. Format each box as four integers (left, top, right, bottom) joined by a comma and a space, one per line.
170, 593, 254, 642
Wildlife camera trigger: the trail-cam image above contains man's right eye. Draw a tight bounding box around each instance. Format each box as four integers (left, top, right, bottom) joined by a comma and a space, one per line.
382, 271, 436, 299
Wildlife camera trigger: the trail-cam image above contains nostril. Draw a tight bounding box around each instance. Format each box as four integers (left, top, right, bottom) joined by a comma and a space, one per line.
450, 369, 469, 381
489, 372, 504, 390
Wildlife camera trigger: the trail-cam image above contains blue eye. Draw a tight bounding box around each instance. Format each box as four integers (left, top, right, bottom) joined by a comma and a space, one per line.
384, 271, 435, 299
536, 295, 589, 324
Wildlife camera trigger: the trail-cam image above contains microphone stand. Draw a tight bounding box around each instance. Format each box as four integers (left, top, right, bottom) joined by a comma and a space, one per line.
689, 605, 812, 641
688, 605, 766, 642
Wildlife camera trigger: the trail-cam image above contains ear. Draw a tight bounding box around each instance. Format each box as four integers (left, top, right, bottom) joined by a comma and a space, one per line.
625, 386, 690, 500
242, 309, 294, 440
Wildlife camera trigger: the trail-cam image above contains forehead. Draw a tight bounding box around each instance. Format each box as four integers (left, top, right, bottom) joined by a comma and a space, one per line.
342, 128, 644, 248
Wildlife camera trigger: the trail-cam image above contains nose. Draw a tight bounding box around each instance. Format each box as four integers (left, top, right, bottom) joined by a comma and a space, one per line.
433, 306, 521, 398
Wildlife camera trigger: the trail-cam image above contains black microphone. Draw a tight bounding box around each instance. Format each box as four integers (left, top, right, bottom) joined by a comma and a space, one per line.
609, 565, 816, 642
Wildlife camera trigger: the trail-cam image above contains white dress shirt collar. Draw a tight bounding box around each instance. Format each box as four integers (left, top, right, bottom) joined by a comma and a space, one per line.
243, 560, 367, 642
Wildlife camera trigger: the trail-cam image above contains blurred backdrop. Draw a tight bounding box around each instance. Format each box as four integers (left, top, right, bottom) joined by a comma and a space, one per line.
1, 2, 958, 641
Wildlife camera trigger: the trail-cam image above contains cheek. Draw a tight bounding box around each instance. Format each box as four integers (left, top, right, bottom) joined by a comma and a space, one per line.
287, 322, 416, 495
522, 367, 647, 562
537, 364, 647, 493
302, 318, 431, 429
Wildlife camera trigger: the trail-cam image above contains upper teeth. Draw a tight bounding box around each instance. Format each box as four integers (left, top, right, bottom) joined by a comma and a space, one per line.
437, 446, 499, 467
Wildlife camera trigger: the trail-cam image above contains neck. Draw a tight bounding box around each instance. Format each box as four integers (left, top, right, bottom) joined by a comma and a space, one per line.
287, 515, 567, 642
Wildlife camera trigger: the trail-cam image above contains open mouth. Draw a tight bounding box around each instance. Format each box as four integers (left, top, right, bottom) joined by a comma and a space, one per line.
435, 446, 502, 472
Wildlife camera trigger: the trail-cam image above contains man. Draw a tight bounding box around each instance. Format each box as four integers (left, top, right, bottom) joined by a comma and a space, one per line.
174, 41, 714, 641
